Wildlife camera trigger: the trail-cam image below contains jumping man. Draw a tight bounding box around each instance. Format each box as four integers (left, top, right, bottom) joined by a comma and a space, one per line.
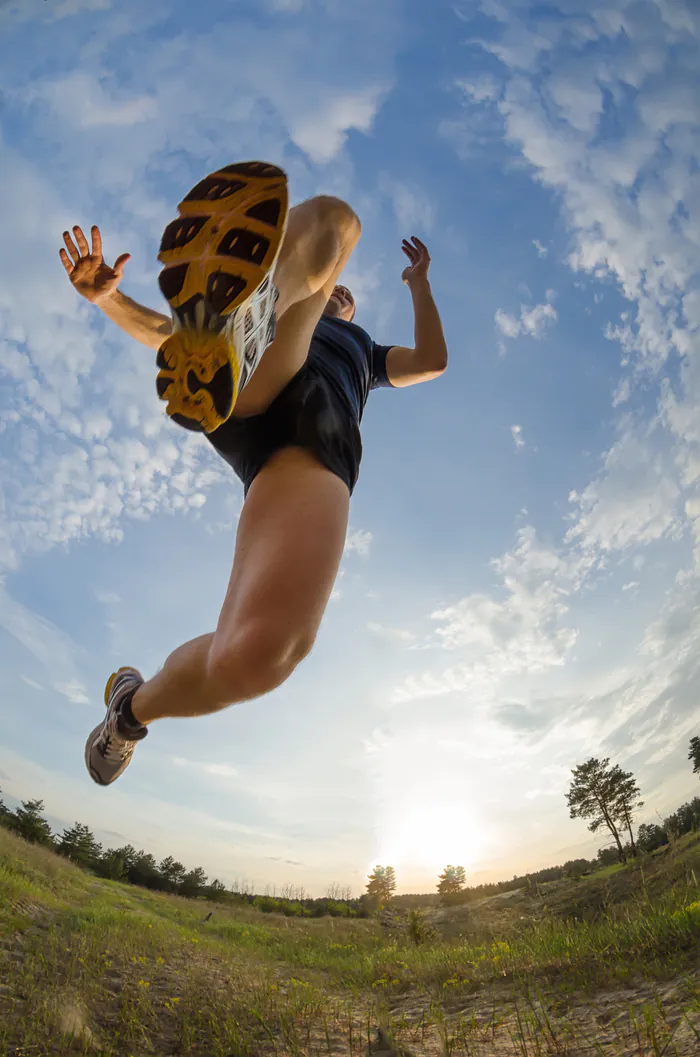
58, 162, 448, 786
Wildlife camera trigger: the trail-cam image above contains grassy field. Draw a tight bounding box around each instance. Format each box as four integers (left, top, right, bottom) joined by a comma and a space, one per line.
1, 828, 699, 1055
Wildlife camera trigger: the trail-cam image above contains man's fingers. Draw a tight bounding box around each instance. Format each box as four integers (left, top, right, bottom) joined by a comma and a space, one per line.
91, 225, 103, 258
62, 230, 80, 263
73, 225, 89, 256
113, 252, 131, 277
412, 236, 430, 257
59, 247, 74, 276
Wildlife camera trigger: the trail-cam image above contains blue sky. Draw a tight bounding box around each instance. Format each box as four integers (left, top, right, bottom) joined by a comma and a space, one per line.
1, 0, 699, 896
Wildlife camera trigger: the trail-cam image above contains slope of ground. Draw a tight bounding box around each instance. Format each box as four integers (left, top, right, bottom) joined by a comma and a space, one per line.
1, 827, 699, 1055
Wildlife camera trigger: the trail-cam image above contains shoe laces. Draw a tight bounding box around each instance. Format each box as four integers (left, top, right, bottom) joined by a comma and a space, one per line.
97, 687, 140, 762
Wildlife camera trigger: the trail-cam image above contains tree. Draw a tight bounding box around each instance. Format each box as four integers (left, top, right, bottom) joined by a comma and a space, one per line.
179, 866, 208, 899
365, 865, 396, 909
205, 878, 226, 901
57, 823, 102, 869
99, 849, 128, 881
9, 799, 53, 846
127, 850, 164, 890
0, 788, 12, 827
689, 736, 700, 777
566, 758, 627, 862
597, 845, 620, 867
111, 845, 139, 872
563, 858, 591, 879
609, 765, 643, 857
664, 799, 700, 839
637, 823, 668, 855
437, 865, 466, 902
159, 856, 187, 892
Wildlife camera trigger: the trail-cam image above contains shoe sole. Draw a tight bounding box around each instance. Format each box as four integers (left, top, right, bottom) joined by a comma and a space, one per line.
156, 161, 289, 434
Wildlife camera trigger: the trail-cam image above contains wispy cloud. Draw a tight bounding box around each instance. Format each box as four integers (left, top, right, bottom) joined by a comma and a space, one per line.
0, 587, 89, 704
345, 529, 373, 557
511, 424, 525, 451
172, 758, 239, 780
367, 622, 416, 646
495, 301, 557, 343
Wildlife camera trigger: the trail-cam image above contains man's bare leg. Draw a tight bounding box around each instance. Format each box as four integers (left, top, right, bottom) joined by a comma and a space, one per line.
130, 448, 349, 723
85, 186, 361, 783
233, 195, 361, 416
128, 200, 362, 723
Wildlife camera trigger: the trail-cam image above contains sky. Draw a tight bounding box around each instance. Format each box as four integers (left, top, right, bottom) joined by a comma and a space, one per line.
0, 0, 699, 897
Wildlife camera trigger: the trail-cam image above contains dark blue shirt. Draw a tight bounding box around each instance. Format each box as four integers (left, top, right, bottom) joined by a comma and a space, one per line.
307, 315, 395, 421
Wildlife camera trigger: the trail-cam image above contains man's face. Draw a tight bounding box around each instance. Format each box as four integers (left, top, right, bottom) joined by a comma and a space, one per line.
324, 284, 355, 322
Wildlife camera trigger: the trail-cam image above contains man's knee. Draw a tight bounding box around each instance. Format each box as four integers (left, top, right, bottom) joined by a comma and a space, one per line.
206, 620, 316, 703
311, 195, 361, 241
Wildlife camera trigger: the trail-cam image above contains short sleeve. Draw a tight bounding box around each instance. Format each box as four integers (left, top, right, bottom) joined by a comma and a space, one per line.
370, 343, 396, 389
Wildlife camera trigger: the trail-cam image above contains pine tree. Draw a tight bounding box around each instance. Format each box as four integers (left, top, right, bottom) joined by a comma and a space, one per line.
57, 823, 102, 868
159, 856, 187, 891
365, 865, 397, 909
609, 766, 643, 857
180, 866, 208, 898
437, 865, 466, 895
0, 788, 12, 826
10, 799, 53, 846
566, 758, 627, 862
99, 849, 128, 881
689, 736, 700, 777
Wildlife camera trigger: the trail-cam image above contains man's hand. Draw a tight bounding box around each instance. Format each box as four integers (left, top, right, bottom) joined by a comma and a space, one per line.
59, 224, 131, 306
401, 235, 431, 286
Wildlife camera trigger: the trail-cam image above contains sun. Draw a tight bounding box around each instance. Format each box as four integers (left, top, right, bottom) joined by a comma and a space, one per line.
374, 800, 486, 873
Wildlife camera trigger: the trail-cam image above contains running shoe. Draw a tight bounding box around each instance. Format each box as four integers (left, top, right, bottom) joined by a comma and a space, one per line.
156, 161, 289, 433
85, 666, 147, 786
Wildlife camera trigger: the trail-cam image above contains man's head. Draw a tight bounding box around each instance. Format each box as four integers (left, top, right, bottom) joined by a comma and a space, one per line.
323, 284, 355, 323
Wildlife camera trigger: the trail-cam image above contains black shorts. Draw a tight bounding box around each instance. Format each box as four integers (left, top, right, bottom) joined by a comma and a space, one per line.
206, 359, 363, 495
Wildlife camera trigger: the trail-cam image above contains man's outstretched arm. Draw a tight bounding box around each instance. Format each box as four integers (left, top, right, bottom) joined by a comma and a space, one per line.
60, 224, 172, 350
385, 236, 448, 388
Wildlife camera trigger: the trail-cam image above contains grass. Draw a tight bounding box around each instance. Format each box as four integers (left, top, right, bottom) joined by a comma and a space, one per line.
1, 827, 699, 1055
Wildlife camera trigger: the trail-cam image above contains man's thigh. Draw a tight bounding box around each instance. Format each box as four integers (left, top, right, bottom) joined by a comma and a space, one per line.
211, 447, 350, 663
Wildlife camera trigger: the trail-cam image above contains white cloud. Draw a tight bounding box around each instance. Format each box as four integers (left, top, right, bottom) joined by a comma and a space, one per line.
291, 86, 388, 164
345, 528, 373, 557
511, 424, 525, 451
566, 423, 682, 554
392, 526, 580, 704
22, 72, 158, 128
20, 675, 45, 691
533, 239, 548, 257
54, 680, 90, 705
379, 174, 435, 233
172, 757, 239, 780
367, 622, 415, 646
450, 0, 700, 571
0, 587, 89, 704
495, 301, 557, 341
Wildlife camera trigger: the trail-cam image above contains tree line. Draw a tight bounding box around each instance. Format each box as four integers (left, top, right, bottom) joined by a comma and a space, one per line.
0, 790, 368, 917
3, 737, 697, 912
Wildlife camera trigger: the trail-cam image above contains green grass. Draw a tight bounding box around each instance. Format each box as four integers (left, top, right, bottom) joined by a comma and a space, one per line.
1, 827, 700, 1055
